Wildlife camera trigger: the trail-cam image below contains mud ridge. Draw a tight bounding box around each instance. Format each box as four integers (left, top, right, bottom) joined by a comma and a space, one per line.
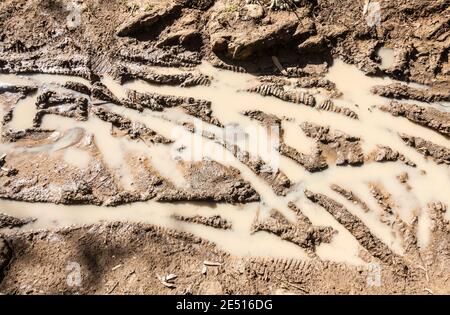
380, 101, 450, 138
300, 122, 364, 166
304, 189, 406, 272
172, 214, 232, 230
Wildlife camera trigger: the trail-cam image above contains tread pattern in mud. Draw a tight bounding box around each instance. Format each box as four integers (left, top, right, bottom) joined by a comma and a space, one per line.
304, 190, 406, 271
0, 0, 449, 295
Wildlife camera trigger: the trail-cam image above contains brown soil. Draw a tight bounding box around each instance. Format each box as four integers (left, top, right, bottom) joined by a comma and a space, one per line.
0, 0, 449, 295
0, 218, 448, 295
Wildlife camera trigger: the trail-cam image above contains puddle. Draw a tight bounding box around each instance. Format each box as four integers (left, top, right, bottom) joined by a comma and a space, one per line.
1, 59, 450, 263
64, 146, 91, 169
377, 47, 395, 70
281, 120, 316, 154
101, 75, 127, 99
7, 93, 38, 130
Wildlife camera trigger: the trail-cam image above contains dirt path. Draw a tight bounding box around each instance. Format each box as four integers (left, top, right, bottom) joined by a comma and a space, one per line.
0, 0, 449, 294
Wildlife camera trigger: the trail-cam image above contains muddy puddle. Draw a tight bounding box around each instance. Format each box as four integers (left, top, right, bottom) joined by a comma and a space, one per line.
0, 59, 449, 265
377, 47, 395, 70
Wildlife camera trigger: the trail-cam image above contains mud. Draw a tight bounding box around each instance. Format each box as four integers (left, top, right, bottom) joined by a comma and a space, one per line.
303, 190, 405, 271
226, 144, 291, 196
0, 0, 449, 295
0, 217, 447, 294
330, 184, 372, 213
91, 106, 171, 144
170, 160, 261, 203
367, 145, 416, 167
62, 81, 91, 96
369, 183, 396, 226
34, 90, 89, 126
0, 237, 11, 280
125, 89, 222, 126
246, 83, 316, 106
400, 134, 450, 165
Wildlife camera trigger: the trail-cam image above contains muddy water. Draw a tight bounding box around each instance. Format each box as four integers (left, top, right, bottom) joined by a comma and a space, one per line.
64, 147, 91, 169
1, 60, 450, 263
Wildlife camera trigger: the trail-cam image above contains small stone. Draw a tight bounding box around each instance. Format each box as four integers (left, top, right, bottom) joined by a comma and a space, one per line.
211, 35, 228, 52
